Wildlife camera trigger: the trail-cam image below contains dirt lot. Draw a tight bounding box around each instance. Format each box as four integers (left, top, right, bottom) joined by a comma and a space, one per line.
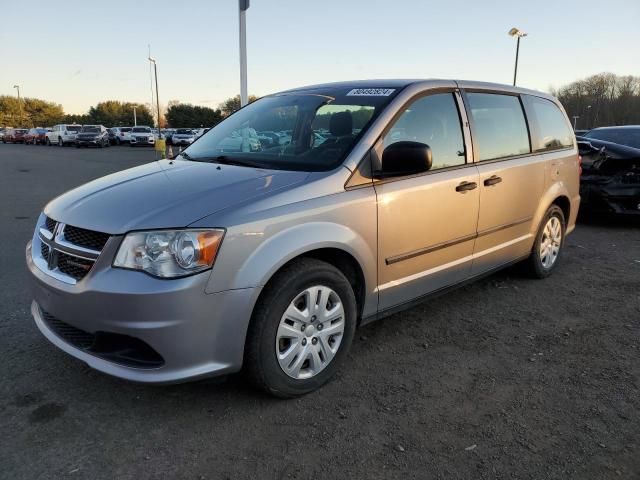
0, 143, 638, 479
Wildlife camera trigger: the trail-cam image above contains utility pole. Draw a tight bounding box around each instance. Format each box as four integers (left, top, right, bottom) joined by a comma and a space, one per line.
148, 57, 161, 131
239, 0, 250, 107
133, 106, 137, 126
13, 85, 22, 126
572, 116, 579, 130
508, 28, 527, 87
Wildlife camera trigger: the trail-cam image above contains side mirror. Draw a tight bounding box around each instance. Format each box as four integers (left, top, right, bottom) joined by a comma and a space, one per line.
380, 141, 432, 178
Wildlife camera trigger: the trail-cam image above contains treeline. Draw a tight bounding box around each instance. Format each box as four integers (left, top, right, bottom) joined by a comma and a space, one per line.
553, 73, 640, 129
165, 95, 258, 128
0, 96, 153, 128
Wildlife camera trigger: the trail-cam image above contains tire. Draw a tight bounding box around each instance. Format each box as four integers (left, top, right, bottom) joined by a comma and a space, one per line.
58, 137, 63, 147
244, 258, 357, 398
522, 205, 566, 279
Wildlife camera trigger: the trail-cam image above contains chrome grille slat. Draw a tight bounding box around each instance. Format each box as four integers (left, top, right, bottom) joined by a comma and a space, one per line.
38, 216, 111, 282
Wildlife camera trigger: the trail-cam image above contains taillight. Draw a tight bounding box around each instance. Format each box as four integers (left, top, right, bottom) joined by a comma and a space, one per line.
578, 155, 583, 176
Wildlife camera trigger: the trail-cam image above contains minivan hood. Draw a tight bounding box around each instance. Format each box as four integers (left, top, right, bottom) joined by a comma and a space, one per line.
45, 160, 309, 234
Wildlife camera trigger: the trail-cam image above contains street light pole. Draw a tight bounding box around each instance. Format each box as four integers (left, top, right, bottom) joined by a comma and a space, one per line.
133, 106, 137, 126
13, 84, 22, 126
148, 57, 161, 131
239, 0, 250, 107
508, 28, 527, 86
572, 116, 579, 130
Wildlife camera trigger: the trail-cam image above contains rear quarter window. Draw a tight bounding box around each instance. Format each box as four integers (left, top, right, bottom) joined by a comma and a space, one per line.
466, 92, 530, 161
523, 95, 574, 152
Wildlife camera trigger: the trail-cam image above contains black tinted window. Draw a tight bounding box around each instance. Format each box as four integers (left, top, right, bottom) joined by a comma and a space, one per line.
467, 93, 530, 161
384, 93, 465, 170
524, 95, 573, 151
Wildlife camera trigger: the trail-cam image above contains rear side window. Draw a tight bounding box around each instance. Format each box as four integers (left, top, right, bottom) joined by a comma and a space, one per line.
524, 95, 574, 151
466, 93, 530, 161
383, 93, 465, 170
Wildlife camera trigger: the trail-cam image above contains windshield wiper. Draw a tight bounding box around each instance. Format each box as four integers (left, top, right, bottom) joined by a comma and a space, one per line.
192, 155, 265, 168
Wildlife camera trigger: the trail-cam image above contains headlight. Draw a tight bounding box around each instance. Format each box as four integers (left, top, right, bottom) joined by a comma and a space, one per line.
113, 229, 224, 278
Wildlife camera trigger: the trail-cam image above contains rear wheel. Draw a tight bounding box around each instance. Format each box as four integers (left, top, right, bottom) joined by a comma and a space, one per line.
58, 137, 63, 147
522, 205, 565, 278
244, 258, 357, 398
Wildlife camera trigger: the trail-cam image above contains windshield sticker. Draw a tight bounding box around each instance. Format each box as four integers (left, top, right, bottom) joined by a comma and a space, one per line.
346, 88, 395, 97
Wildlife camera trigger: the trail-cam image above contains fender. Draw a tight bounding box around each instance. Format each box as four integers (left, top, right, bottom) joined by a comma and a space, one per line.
531, 180, 572, 235
205, 221, 378, 317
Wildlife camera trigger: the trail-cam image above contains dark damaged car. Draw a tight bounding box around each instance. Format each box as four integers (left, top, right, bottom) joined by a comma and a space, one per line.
578, 137, 640, 215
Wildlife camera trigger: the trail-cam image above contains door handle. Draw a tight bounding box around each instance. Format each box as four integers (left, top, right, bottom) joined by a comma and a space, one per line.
484, 175, 502, 186
455, 181, 478, 192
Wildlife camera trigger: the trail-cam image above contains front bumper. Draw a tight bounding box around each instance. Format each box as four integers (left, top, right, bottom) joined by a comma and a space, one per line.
130, 137, 155, 145
173, 138, 194, 145
580, 179, 640, 215
26, 240, 260, 384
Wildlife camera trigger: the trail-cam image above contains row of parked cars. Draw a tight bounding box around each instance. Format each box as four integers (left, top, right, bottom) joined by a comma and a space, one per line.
0, 125, 213, 148
0, 124, 159, 148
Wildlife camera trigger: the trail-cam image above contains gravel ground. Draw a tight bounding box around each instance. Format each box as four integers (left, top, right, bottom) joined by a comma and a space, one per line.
0, 143, 638, 479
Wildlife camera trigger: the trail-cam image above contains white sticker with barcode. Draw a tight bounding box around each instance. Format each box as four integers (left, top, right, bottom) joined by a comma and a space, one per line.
346, 88, 395, 96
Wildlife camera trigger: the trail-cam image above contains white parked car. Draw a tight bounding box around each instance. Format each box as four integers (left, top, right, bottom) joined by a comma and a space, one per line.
171, 128, 196, 146
111, 127, 133, 144
129, 126, 156, 147
46, 124, 82, 146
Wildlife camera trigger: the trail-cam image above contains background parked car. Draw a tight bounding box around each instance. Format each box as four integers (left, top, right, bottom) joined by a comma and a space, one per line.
24, 128, 49, 145
46, 124, 82, 146
110, 126, 133, 145
578, 137, 640, 215
0, 127, 10, 142
2, 128, 28, 143
76, 125, 110, 148
171, 128, 196, 146
129, 126, 156, 147
581, 125, 640, 149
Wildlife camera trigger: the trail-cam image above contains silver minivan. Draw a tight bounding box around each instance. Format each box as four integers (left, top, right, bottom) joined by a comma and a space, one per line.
26, 80, 580, 397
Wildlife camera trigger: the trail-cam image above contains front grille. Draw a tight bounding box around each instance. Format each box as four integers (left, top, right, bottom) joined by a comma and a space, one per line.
45, 216, 56, 233
41, 309, 164, 368
42, 310, 95, 349
620, 173, 640, 184
57, 251, 94, 280
38, 217, 111, 282
41, 243, 50, 259
63, 225, 110, 251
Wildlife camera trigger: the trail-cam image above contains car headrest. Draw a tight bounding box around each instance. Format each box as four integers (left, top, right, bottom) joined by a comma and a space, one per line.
330, 111, 353, 137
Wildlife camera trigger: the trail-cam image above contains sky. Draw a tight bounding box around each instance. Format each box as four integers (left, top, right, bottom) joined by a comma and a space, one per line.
1, 0, 638, 114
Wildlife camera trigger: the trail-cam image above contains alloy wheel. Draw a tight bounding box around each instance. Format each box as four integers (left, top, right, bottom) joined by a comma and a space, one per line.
539, 216, 562, 269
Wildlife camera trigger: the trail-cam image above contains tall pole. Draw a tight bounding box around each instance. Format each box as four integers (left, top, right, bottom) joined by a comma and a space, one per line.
133, 106, 137, 126
513, 36, 520, 86
239, 0, 249, 107
148, 58, 161, 131
508, 28, 527, 87
13, 85, 22, 126
154, 62, 160, 130
572, 116, 579, 130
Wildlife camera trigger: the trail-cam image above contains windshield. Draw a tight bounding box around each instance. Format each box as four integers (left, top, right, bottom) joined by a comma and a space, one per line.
584, 127, 640, 149
132, 127, 151, 133
81, 126, 100, 133
181, 87, 399, 171
176, 129, 193, 135
67, 125, 81, 132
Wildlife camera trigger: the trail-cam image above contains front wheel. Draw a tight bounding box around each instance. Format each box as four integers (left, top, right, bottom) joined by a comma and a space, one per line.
522, 205, 565, 278
58, 137, 63, 147
244, 258, 357, 398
